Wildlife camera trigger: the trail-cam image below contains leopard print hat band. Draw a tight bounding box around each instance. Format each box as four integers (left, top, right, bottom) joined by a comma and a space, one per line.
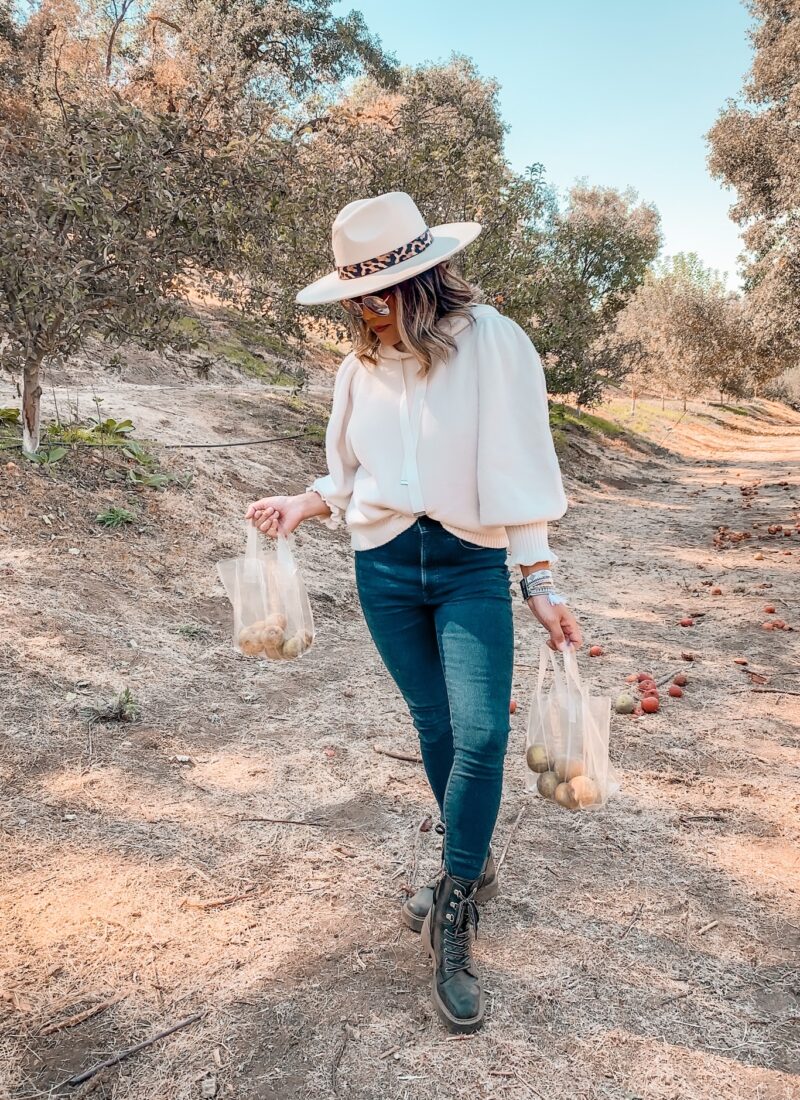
337, 228, 433, 281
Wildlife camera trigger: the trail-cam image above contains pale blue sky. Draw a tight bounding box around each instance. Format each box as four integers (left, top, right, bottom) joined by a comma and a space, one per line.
339, 0, 754, 289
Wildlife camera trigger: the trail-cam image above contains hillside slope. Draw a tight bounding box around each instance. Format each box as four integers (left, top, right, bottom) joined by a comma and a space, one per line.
1, 344, 799, 1100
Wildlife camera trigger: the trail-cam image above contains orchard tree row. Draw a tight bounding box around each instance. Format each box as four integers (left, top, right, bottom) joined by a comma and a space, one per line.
0, 0, 797, 453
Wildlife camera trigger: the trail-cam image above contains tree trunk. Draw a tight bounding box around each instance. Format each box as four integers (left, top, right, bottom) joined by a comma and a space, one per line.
661, 392, 665, 411
22, 354, 43, 455
683, 395, 687, 413
631, 392, 637, 415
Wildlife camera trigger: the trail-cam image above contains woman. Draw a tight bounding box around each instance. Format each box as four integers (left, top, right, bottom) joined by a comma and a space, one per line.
246, 191, 582, 1034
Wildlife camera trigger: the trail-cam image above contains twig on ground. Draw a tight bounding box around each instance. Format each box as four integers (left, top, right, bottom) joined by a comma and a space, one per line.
373, 745, 422, 764
330, 1022, 352, 1093
496, 806, 527, 872
408, 814, 433, 890
231, 817, 329, 828
660, 989, 694, 1006
39, 995, 123, 1036
62, 1012, 203, 1088
72, 1067, 116, 1097
731, 688, 800, 697
163, 433, 308, 450
378, 1045, 401, 1060
697, 919, 719, 936
514, 1069, 547, 1099
679, 814, 727, 824
181, 884, 260, 910
619, 902, 644, 940
655, 667, 685, 687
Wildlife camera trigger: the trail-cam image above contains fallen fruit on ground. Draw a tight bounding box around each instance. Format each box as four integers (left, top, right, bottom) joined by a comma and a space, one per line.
761, 621, 775, 631
555, 756, 584, 782
710, 587, 722, 595
537, 770, 560, 799
679, 618, 694, 627
625, 673, 638, 683
526, 744, 550, 773
589, 645, 603, 657
554, 782, 578, 810
641, 696, 660, 713
673, 673, 688, 686
763, 604, 776, 614
773, 619, 786, 630
509, 699, 518, 715
733, 657, 748, 665
568, 775, 601, 807
636, 672, 654, 682
615, 693, 636, 714
668, 685, 683, 698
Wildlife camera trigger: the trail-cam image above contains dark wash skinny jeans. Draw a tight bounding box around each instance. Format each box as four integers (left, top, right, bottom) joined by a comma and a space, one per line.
354, 516, 514, 881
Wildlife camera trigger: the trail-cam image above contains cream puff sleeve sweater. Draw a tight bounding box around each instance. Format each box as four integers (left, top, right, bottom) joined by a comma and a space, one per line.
307, 304, 568, 566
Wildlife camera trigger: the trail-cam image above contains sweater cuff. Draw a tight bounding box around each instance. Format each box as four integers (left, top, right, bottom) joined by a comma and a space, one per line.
306, 478, 345, 531
506, 521, 558, 567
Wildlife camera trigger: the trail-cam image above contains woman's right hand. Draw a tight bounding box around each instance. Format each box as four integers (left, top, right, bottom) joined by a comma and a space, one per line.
245, 493, 310, 538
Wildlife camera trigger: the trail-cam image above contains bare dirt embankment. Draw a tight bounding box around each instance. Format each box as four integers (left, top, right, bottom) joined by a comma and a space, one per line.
1, 343, 798, 1100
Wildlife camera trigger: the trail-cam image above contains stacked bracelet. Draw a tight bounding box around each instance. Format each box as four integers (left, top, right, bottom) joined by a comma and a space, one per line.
520, 570, 568, 606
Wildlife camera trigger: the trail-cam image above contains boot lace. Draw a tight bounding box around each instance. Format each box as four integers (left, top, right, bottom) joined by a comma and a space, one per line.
442, 887, 479, 977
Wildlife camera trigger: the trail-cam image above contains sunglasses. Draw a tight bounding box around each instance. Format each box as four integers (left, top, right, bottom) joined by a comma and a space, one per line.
340, 288, 394, 319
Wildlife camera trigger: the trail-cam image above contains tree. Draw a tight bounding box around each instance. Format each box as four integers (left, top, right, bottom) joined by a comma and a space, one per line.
707, 0, 800, 371
0, 0, 394, 451
277, 58, 558, 335
536, 184, 661, 405
287, 65, 659, 406
609, 253, 757, 411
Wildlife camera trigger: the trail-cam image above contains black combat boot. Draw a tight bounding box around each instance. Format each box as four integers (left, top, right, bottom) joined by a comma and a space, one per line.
401, 846, 499, 932
420, 871, 484, 1033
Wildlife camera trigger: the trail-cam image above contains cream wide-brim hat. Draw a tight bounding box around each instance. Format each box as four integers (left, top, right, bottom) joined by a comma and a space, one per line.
295, 191, 482, 306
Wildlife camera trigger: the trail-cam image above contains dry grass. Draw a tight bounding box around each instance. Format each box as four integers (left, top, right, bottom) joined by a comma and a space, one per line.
1, 359, 799, 1099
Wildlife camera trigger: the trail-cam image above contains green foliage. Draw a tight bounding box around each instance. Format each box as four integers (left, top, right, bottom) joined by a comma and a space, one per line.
707, 0, 800, 368
82, 687, 141, 725
0, 407, 20, 424
177, 623, 211, 639
549, 403, 624, 439
89, 417, 135, 439
22, 445, 68, 468
96, 506, 136, 528
126, 469, 167, 488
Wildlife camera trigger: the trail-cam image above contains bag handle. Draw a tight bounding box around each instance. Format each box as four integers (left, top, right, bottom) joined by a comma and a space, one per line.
276, 532, 297, 572
245, 522, 297, 571
245, 519, 260, 559
541, 642, 582, 724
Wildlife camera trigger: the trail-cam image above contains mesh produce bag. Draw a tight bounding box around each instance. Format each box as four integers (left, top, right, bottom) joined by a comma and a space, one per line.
525, 643, 617, 810
216, 523, 315, 661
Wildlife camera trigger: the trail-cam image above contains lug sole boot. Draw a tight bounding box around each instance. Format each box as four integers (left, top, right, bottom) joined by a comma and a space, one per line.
420, 872, 484, 1034
401, 847, 499, 932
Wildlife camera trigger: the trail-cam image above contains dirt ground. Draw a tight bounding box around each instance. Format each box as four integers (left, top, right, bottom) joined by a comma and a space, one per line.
1, 345, 799, 1100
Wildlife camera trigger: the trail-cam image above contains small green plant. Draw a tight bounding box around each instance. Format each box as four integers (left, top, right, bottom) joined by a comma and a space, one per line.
23, 446, 68, 468
0, 407, 20, 424
90, 416, 135, 440
177, 623, 211, 639
128, 469, 170, 489
96, 506, 137, 528
82, 686, 141, 725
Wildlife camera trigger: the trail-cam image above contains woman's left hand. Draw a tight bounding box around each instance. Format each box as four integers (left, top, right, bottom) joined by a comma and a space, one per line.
527, 595, 583, 652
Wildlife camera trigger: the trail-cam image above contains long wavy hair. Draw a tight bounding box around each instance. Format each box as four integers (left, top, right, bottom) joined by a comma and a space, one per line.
348, 261, 480, 374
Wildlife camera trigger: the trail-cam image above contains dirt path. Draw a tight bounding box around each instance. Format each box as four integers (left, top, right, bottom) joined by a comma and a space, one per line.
1, 378, 798, 1100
